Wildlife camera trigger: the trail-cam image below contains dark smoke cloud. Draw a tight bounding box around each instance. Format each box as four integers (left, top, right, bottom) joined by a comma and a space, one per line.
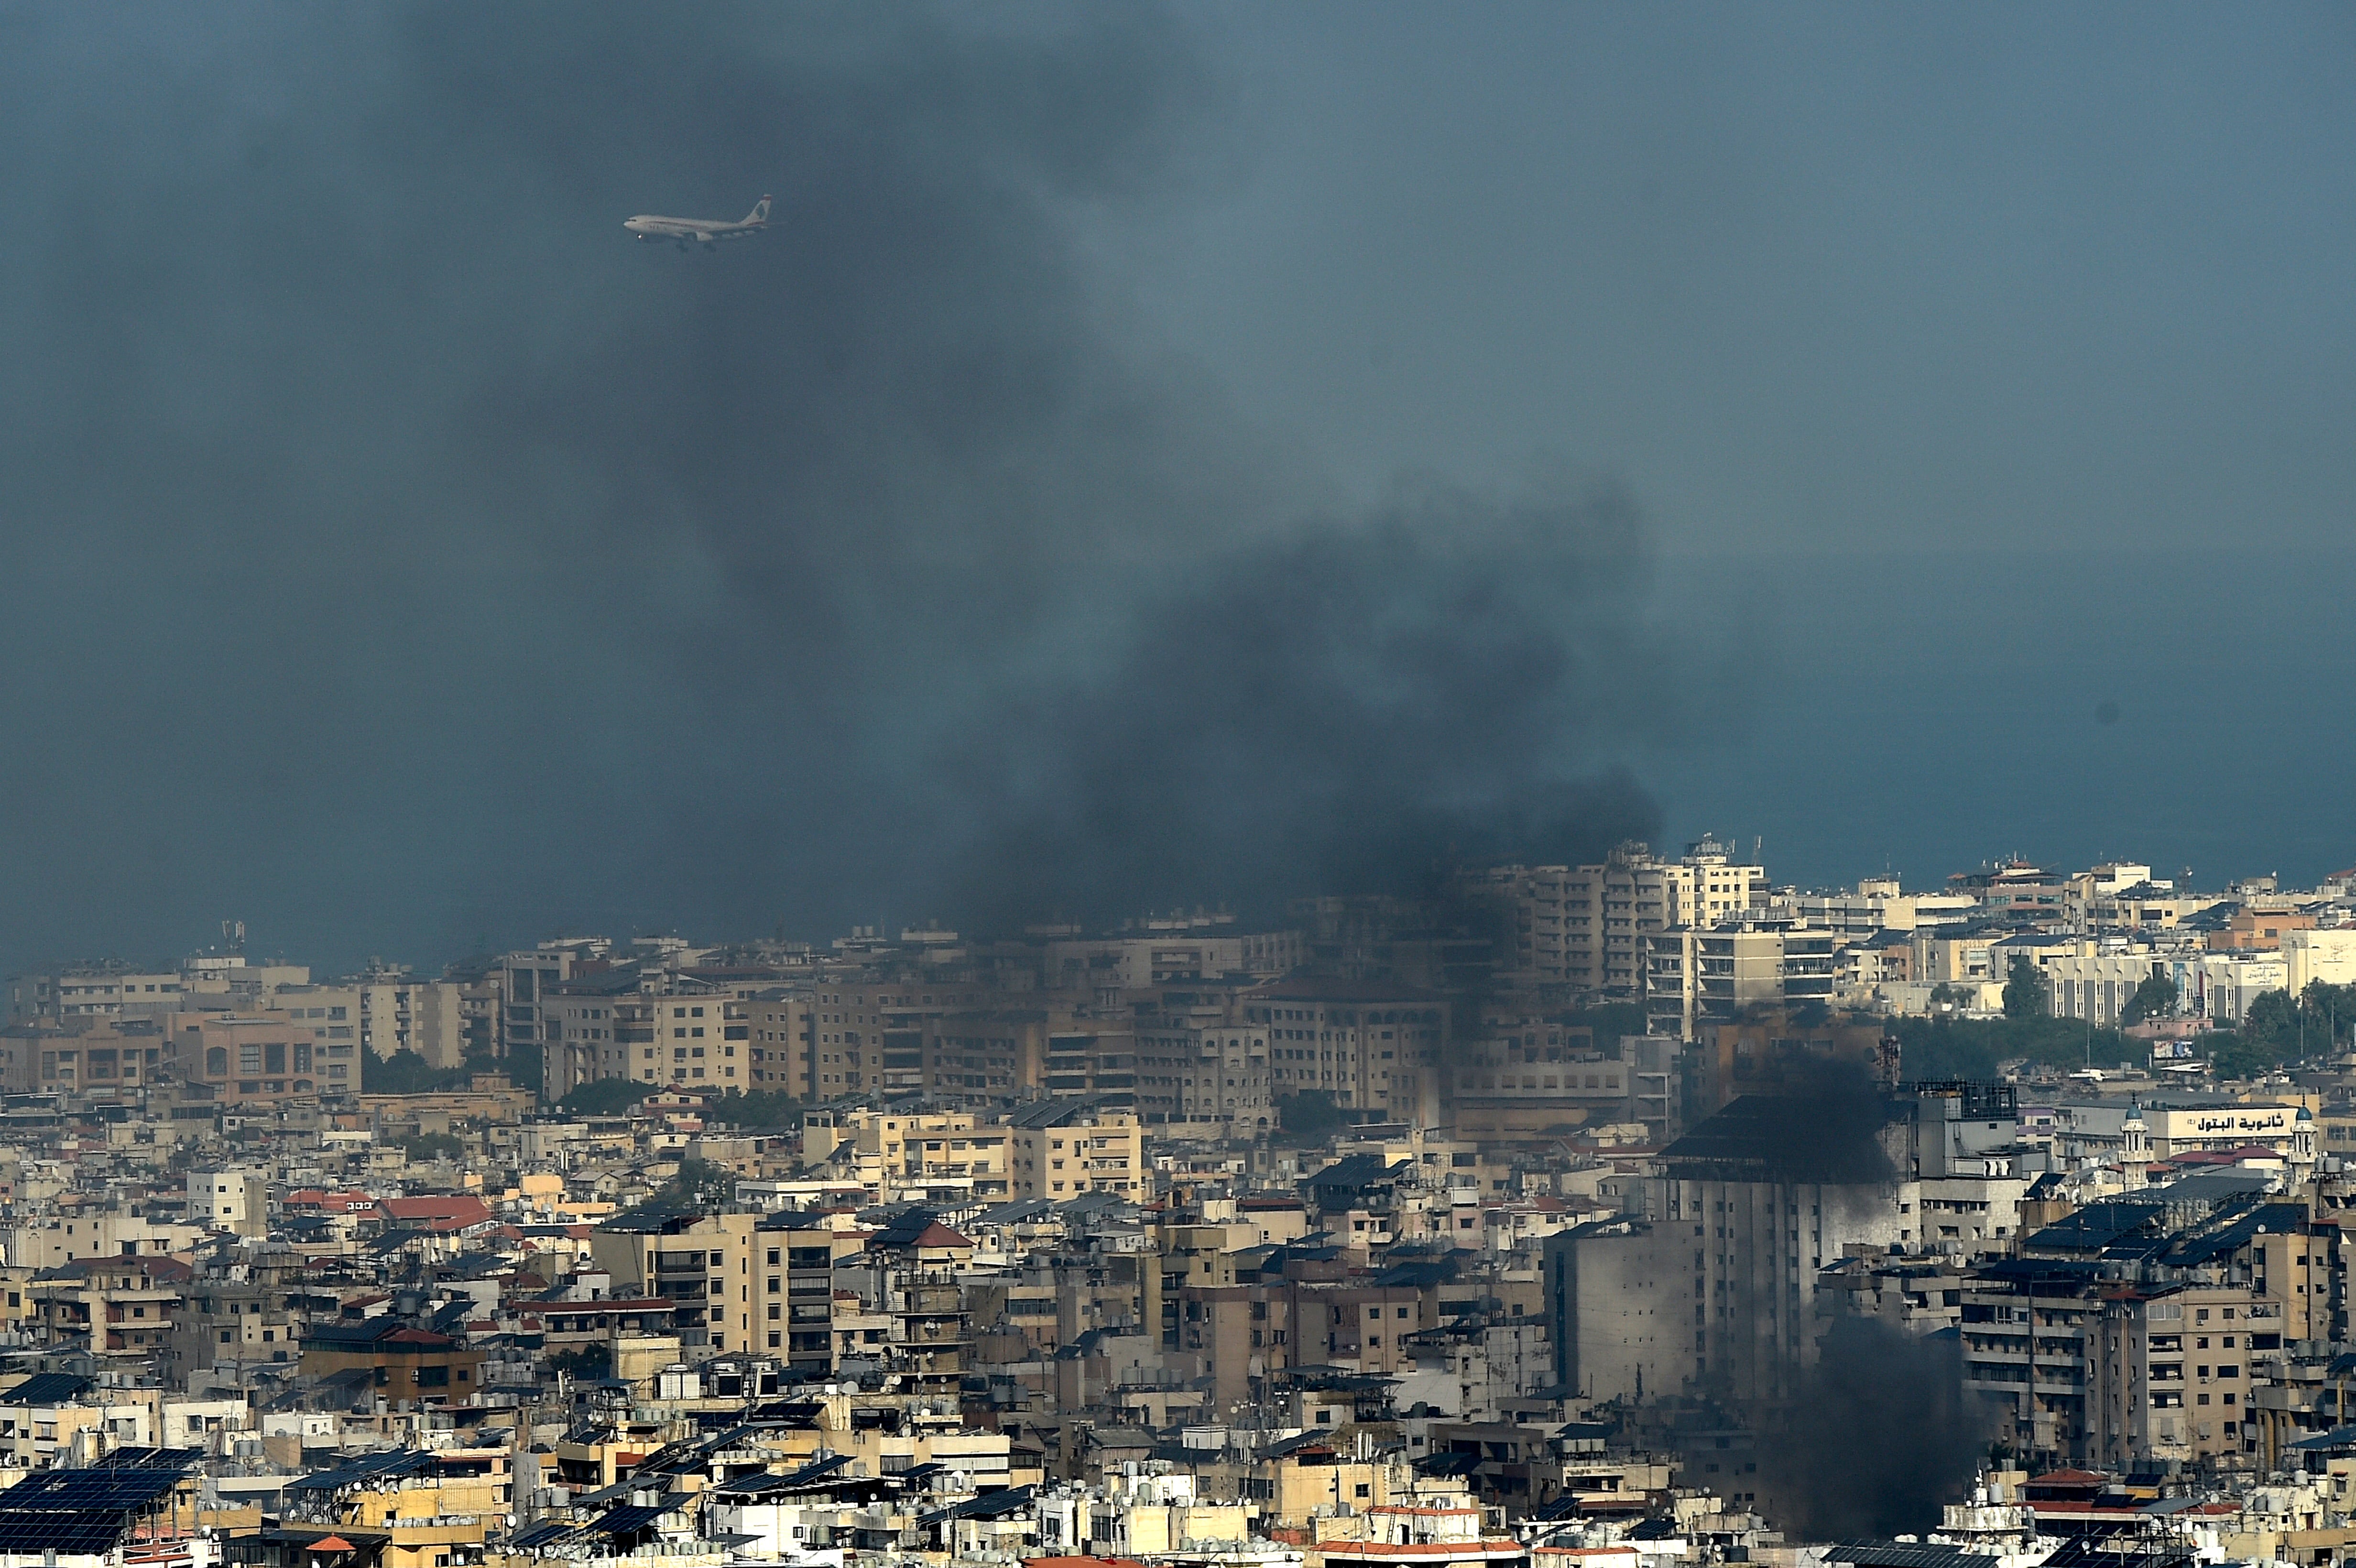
943, 480, 1669, 926
0, 2, 1681, 969
1756, 1318, 1992, 1540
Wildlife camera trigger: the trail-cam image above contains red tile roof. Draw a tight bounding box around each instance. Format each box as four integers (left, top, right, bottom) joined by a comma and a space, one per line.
380, 1195, 493, 1230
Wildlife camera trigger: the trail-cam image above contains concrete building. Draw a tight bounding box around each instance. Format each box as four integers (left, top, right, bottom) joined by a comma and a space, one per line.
1487, 838, 1767, 1000
7, 964, 183, 1024
1247, 977, 1444, 1125
1046, 930, 1302, 992
1006, 1100, 1145, 1200
165, 1013, 332, 1105
1645, 927, 1837, 1041
501, 942, 597, 1066
1134, 1006, 1272, 1130
0, 1017, 167, 1098
2284, 928, 2356, 993
356, 978, 466, 1067
2045, 944, 2170, 1024
1546, 1085, 2025, 1405
2168, 951, 2293, 1024
187, 1170, 267, 1237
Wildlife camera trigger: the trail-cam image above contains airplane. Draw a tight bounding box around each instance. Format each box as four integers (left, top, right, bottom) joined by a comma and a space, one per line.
624, 195, 771, 250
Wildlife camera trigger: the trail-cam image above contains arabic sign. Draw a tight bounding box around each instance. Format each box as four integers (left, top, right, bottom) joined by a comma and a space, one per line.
2184, 1112, 2286, 1134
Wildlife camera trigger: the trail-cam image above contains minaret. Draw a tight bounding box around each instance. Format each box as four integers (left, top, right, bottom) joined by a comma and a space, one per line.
2121, 1098, 2150, 1190
2293, 1101, 2318, 1174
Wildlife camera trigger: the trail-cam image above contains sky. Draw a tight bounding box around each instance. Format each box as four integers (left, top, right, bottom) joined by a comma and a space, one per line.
0, 3, 2350, 975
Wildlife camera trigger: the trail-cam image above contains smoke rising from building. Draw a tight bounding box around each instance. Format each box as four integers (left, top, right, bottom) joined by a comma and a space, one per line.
1754, 1316, 1993, 1539
0, 4, 1681, 966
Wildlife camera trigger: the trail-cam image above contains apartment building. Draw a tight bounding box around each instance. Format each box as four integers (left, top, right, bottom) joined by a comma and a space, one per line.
1487, 838, 1767, 999
747, 980, 1007, 1101
166, 1013, 335, 1105
540, 969, 649, 1098
0, 1018, 167, 1098
1548, 1088, 2022, 1406
800, 1107, 1015, 1202
915, 1009, 1050, 1106
355, 979, 466, 1067
1006, 1100, 1145, 1200
500, 943, 594, 1065
1247, 977, 1444, 1125
1045, 930, 1302, 993
8, 965, 183, 1023
187, 1170, 267, 1237
1449, 1028, 1678, 1141
1644, 926, 1837, 1042
589, 1209, 760, 1356
1133, 1001, 1271, 1129
753, 1214, 853, 1373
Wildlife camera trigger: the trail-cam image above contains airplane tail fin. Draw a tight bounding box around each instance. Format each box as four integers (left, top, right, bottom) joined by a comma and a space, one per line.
746, 195, 772, 226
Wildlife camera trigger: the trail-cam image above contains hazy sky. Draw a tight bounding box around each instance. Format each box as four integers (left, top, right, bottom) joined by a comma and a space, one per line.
1139, 4, 2356, 554
0, 3, 2349, 975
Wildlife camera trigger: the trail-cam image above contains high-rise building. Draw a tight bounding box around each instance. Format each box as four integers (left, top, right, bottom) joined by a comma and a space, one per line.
1486, 838, 1767, 999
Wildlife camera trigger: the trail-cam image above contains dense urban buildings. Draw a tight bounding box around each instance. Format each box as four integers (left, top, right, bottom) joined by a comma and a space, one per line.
11, 849, 2356, 1568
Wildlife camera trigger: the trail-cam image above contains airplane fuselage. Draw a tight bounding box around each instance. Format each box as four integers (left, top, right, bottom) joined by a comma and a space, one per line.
624, 215, 762, 243
624, 196, 771, 249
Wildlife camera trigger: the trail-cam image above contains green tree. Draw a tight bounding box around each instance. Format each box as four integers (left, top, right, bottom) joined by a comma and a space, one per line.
401, 1131, 466, 1162
1887, 1012, 2140, 1079
2207, 1028, 2279, 1082
2240, 989, 2305, 1065
363, 1048, 470, 1095
545, 1343, 612, 1380
557, 1078, 656, 1116
702, 1088, 800, 1128
663, 1157, 735, 1206
2119, 973, 2178, 1027
2002, 956, 2048, 1021
2300, 980, 2356, 1053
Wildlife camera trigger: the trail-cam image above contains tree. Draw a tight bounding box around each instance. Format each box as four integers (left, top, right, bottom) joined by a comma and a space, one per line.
363, 1048, 469, 1095
2207, 1028, 2279, 1082
2300, 980, 2356, 1054
1886, 1011, 2138, 1079
2002, 956, 2047, 1021
557, 1078, 656, 1116
663, 1157, 735, 1206
702, 1088, 800, 1129
401, 1131, 465, 1163
545, 1343, 611, 1380
2119, 973, 2179, 1027
2243, 989, 2302, 1061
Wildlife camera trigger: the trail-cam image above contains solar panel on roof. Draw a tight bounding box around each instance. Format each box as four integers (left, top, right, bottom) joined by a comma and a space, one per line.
0, 1468, 185, 1512
0, 1515, 134, 1556
0, 1456, 193, 1557
288, 1447, 437, 1492
1825, 1541, 2000, 1568
589, 1503, 669, 1537
1, 1373, 94, 1407
779, 1453, 854, 1487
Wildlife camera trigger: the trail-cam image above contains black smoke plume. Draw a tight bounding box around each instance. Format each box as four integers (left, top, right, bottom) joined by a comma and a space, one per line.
1755, 1317, 1993, 1539
0, 3, 1681, 967
943, 481, 1669, 926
